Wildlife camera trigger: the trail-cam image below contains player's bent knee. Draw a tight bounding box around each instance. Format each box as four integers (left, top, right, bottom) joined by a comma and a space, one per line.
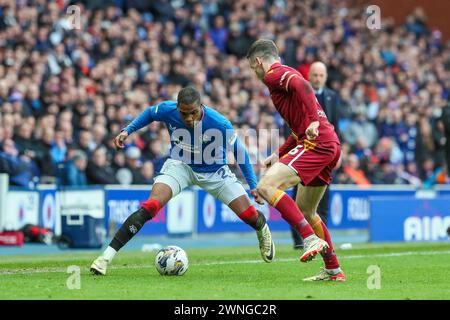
227, 194, 252, 214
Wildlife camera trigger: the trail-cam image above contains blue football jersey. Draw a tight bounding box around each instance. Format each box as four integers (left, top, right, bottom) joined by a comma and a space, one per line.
123, 101, 257, 189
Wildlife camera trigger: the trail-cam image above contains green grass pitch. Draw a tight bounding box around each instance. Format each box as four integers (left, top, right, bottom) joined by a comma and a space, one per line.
1, 242, 449, 300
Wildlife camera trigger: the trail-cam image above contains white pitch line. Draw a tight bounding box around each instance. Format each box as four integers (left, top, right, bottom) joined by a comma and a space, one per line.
1, 249, 450, 275
200, 249, 450, 266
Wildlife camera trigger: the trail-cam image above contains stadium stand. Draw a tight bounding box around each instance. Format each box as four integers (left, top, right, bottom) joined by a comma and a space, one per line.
0, 0, 449, 188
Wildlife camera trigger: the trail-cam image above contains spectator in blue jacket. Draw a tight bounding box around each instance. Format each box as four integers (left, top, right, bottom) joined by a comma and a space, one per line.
60, 150, 87, 186
0, 139, 34, 187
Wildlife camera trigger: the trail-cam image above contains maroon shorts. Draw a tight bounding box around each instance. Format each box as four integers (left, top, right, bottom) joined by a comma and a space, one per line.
279, 140, 341, 186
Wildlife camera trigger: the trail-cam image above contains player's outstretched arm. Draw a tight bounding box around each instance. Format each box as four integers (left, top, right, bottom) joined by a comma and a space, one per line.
123, 106, 159, 136
116, 104, 165, 149
287, 75, 319, 119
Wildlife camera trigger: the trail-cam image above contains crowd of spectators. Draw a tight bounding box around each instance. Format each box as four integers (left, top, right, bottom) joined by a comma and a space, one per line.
0, 0, 449, 188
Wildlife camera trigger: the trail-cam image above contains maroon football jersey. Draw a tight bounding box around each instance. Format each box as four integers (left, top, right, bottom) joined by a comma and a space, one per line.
263, 62, 340, 150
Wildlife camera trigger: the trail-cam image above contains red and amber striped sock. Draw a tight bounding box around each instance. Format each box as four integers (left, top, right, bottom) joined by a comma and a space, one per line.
310, 215, 340, 270
270, 190, 315, 239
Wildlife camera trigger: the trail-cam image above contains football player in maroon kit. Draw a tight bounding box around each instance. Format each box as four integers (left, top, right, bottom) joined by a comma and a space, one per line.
247, 39, 346, 281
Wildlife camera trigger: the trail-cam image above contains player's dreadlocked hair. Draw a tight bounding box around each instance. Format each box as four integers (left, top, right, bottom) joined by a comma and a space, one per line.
177, 86, 201, 105
246, 39, 279, 61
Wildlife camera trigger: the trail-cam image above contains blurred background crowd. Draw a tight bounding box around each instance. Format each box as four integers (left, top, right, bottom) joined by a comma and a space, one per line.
1, 0, 449, 188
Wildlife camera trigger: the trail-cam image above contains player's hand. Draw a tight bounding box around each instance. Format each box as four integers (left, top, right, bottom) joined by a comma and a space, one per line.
251, 189, 265, 205
114, 131, 129, 149
306, 121, 319, 141
264, 153, 279, 168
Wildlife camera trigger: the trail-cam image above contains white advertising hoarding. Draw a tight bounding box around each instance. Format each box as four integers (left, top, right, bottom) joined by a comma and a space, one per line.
4, 191, 39, 230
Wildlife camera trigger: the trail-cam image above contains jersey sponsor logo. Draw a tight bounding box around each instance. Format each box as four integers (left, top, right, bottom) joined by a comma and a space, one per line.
172, 137, 199, 154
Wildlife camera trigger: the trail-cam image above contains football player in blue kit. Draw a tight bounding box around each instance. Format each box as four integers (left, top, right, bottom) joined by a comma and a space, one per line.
91, 86, 274, 275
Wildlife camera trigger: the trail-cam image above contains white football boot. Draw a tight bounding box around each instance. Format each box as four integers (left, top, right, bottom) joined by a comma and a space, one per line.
256, 223, 275, 263
90, 256, 109, 275
300, 234, 329, 262
303, 267, 347, 282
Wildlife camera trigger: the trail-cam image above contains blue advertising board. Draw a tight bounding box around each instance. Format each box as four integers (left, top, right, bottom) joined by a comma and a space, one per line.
437, 187, 450, 197
328, 187, 417, 229
10, 184, 450, 239
196, 189, 291, 233
105, 188, 167, 235
370, 196, 450, 242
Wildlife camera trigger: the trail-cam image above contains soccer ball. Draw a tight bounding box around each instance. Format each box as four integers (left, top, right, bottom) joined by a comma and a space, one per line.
155, 245, 189, 276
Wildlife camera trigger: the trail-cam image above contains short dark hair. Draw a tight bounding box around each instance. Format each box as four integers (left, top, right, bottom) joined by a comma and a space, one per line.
246, 39, 279, 60
177, 86, 201, 105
